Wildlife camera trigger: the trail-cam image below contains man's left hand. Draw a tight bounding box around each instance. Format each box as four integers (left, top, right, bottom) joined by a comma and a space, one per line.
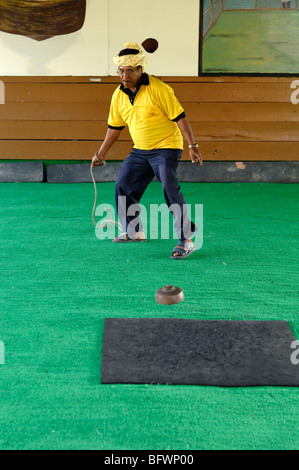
190, 148, 203, 165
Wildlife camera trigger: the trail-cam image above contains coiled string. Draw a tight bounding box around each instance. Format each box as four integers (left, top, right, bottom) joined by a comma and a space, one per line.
90, 164, 122, 231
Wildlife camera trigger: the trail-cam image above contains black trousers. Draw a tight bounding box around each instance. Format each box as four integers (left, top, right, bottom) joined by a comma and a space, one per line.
115, 148, 197, 241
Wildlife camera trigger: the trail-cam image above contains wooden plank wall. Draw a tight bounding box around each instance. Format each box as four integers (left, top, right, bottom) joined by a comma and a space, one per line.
0, 76, 298, 162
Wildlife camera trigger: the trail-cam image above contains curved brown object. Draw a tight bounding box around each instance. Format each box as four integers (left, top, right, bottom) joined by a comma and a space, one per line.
0, 0, 86, 41
155, 285, 184, 305
142, 38, 159, 53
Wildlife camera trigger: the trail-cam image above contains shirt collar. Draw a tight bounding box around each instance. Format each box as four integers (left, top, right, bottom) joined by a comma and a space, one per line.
120, 73, 149, 95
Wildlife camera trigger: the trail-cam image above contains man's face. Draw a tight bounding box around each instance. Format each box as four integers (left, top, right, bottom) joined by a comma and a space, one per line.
118, 66, 143, 89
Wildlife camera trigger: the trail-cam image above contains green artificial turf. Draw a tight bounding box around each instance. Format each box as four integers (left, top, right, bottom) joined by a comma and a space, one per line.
0, 181, 298, 450
203, 11, 299, 73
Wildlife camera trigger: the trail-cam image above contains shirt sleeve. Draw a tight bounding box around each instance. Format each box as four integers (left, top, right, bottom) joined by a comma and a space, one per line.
172, 111, 186, 122
153, 81, 185, 121
107, 90, 126, 128
108, 124, 125, 130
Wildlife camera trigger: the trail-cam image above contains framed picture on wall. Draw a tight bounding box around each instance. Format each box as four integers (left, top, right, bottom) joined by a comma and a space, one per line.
200, 0, 299, 73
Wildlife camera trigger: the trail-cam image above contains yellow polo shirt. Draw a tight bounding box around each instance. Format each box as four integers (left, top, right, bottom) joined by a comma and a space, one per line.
108, 74, 184, 150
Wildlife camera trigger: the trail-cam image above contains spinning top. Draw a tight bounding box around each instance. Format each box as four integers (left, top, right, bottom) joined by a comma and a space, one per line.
155, 285, 184, 305
142, 38, 159, 53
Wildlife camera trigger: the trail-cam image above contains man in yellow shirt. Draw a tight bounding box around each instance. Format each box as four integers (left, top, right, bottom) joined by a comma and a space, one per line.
92, 43, 202, 259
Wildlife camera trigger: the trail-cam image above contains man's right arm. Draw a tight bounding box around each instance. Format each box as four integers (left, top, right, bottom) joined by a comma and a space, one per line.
91, 127, 122, 167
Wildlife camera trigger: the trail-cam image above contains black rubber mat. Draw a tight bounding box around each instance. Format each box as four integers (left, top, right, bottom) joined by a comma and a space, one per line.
101, 318, 299, 386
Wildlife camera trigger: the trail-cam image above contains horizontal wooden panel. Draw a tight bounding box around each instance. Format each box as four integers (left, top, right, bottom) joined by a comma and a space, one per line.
3, 83, 118, 103
2, 81, 297, 103
0, 76, 121, 83
193, 122, 299, 142
0, 140, 113, 160
0, 120, 298, 142
171, 82, 296, 103
1, 75, 298, 83
164, 76, 299, 83
0, 102, 110, 120
0, 120, 110, 140
0, 102, 298, 122
1, 140, 298, 161
184, 103, 299, 122
0, 76, 298, 166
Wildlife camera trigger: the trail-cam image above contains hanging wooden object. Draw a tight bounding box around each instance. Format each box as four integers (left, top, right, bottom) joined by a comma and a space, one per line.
0, 0, 86, 41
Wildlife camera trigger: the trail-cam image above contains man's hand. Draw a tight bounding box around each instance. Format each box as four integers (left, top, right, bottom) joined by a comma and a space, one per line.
91, 152, 106, 168
190, 147, 203, 165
